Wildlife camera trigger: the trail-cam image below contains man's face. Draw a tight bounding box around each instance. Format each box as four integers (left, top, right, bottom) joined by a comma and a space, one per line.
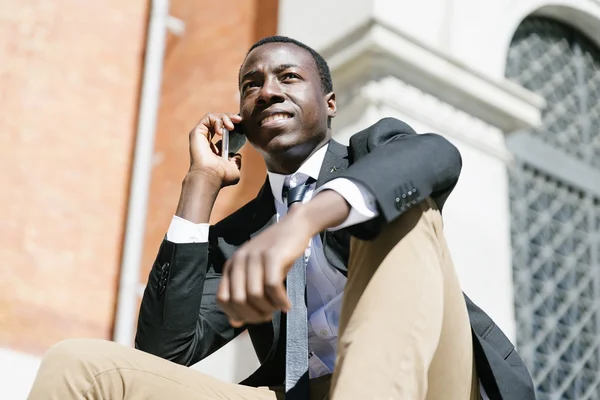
238, 42, 336, 157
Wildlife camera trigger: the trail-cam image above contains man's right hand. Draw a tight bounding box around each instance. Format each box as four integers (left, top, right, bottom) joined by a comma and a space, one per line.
175, 113, 243, 224
187, 113, 243, 187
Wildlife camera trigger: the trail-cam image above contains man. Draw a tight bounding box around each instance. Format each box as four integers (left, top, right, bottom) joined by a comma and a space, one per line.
29, 36, 534, 399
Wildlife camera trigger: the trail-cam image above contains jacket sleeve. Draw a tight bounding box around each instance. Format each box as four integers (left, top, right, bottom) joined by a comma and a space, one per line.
135, 237, 244, 366
340, 117, 462, 239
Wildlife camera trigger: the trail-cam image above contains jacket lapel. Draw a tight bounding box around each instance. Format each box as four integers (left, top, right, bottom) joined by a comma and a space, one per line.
250, 177, 278, 237
316, 139, 350, 188
316, 140, 351, 274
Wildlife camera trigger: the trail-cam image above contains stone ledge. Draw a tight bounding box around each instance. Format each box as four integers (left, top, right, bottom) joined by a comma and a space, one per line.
334, 76, 513, 161
322, 18, 545, 133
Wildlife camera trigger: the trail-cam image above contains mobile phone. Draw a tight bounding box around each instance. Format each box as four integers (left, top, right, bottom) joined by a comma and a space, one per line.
221, 122, 246, 159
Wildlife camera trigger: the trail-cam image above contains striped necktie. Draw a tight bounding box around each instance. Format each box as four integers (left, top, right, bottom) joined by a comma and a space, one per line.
282, 177, 315, 399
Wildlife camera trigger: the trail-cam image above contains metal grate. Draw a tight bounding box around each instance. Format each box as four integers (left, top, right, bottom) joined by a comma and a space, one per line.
506, 17, 600, 400
507, 17, 600, 168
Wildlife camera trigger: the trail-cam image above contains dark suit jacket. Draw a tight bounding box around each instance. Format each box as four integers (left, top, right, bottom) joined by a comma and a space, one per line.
136, 118, 535, 400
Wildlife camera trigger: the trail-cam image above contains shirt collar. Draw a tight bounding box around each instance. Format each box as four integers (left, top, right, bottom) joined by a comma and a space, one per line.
268, 142, 329, 204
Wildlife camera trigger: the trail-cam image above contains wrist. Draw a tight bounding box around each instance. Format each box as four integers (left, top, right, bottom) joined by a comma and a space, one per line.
184, 169, 223, 190
288, 190, 351, 236
175, 171, 222, 223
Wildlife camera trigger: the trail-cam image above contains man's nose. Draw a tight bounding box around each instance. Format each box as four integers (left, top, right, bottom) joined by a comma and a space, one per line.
257, 77, 284, 105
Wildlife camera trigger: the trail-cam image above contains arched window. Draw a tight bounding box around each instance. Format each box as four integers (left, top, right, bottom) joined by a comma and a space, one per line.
506, 17, 600, 399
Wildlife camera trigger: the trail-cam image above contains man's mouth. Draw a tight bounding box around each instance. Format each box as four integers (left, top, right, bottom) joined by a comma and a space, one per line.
260, 113, 292, 126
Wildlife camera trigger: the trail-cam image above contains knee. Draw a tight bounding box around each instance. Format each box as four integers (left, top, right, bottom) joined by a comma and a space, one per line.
30, 339, 116, 397
40, 338, 108, 370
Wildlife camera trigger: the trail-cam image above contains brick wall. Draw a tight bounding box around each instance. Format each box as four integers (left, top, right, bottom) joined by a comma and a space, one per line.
0, 0, 148, 354
0, 0, 279, 354
140, 0, 278, 282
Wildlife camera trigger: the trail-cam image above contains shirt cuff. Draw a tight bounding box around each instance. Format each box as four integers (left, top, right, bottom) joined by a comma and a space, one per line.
166, 215, 209, 243
313, 178, 379, 230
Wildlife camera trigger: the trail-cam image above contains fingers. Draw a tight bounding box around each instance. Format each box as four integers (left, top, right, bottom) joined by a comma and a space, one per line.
210, 113, 241, 135
197, 113, 242, 141
264, 252, 291, 312
246, 253, 278, 316
217, 249, 288, 326
215, 263, 241, 326
206, 114, 225, 140
217, 256, 270, 327
189, 113, 242, 163
222, 113, 242, 131
229, 254, 267, 324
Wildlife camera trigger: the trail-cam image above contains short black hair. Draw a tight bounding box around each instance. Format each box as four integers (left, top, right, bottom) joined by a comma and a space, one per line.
241, 35, 333, 94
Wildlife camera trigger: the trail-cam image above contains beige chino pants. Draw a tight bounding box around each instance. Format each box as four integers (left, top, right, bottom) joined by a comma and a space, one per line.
28, 199, 479, 400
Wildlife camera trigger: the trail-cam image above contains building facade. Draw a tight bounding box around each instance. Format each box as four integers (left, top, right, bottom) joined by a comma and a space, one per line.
2, 0, 599, 398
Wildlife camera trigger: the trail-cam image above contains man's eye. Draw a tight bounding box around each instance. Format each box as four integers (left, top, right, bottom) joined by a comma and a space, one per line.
244, 82, 259, 91
282, 73, 300, 80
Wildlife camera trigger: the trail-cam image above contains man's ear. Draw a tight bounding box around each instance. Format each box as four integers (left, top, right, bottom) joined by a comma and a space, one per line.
326, 92, 336, 119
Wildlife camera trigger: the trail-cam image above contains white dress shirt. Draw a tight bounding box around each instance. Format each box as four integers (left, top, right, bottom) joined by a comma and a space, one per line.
165, 142, 489, 398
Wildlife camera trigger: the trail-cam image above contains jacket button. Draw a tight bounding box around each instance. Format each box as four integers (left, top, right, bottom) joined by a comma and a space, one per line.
395, 196, 404, 210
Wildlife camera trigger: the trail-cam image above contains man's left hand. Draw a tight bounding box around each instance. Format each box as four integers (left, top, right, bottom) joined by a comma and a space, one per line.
216, 190, 351, 327
216, 208, 312, 327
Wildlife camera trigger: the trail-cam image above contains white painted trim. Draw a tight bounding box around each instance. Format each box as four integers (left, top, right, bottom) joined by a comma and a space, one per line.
351, 77, 513, 161
321, 18, 545, 133
332, 76, 512, 160
113, 0, 169, 347
508, 132, 600, 197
